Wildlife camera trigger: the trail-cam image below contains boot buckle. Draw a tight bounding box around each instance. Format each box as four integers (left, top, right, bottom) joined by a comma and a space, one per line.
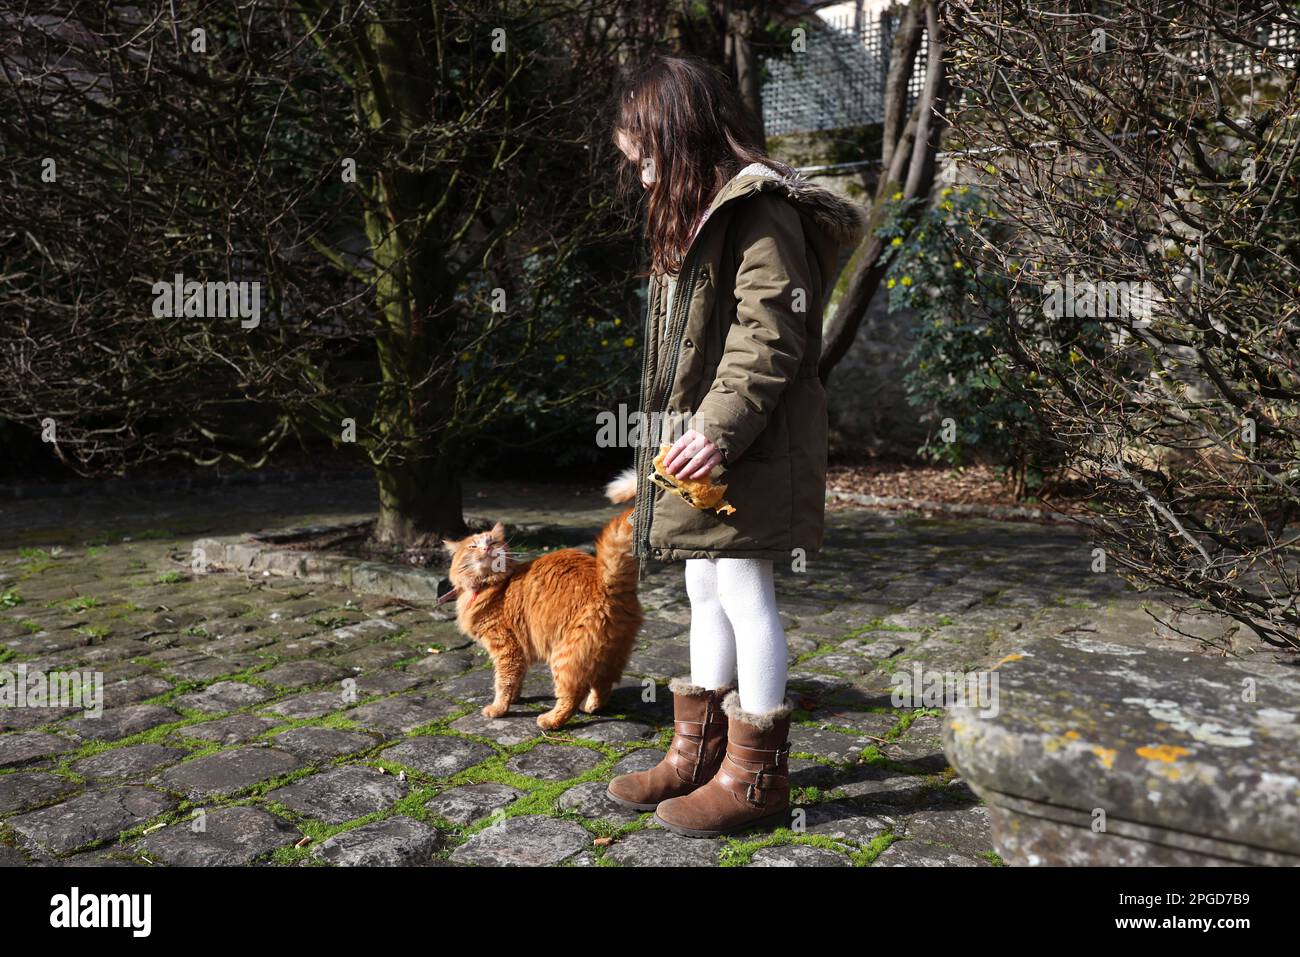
745, 769, 774, 806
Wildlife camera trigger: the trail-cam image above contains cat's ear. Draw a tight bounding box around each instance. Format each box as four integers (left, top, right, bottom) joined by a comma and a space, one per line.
490, 522, 505, 539
442, 539, 459, 556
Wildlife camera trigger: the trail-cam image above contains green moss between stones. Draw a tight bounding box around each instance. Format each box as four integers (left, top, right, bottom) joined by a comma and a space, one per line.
716, 826, 875, 867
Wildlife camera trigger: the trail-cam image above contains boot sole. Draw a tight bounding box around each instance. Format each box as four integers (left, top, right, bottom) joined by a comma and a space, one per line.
604, 786, 661, 813
653, 808, 790, 839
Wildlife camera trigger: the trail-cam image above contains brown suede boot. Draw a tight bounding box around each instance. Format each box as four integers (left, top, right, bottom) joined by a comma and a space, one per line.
605, 678, 731, 811
653, 692, 792, 838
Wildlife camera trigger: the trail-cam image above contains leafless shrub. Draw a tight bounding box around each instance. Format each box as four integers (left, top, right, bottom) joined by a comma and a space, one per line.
946, 0, 1300, 649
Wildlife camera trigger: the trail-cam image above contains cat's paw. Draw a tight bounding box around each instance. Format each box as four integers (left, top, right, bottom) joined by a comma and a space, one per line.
536, 711, 566, 731
581, 691, 603, 714
482, 703, 509, 719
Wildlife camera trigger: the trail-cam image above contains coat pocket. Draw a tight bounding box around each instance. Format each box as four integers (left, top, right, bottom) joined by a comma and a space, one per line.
721, 452, 792, 551
736, 403, 788, 464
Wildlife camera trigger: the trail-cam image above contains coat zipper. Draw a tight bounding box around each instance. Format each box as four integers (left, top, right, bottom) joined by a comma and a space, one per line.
632, 278, 659, 579
635, 250, 702, 579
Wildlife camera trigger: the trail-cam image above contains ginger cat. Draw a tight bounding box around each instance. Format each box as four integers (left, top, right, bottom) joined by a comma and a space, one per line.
439, 470, 641, 730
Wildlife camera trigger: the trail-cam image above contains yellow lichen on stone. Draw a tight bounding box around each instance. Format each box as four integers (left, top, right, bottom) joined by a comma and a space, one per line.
1091, 746, 1117, 769
1064, 730, 1081, 740
1136, 744, 1191, 763
992, 653, 1024, 670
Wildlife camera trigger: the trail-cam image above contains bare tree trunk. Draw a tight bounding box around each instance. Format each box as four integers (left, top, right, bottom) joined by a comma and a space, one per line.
819, 0, 950, 382
728, 5, 765, 147
373, 454, 466, 546
355, 12, 466, 546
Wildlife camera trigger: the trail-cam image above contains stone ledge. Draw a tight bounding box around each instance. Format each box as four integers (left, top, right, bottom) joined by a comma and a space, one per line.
191, 534, 446, 605
975, 790, 1297, 867
190, 515, 606, 604
942, 633, 1300, 866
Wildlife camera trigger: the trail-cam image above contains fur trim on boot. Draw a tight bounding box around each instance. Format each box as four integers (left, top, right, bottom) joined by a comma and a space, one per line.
668, 676, 734, 698
721, 691, 793, 731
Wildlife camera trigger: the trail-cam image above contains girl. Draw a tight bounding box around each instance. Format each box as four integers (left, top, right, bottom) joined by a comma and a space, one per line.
605, 57, 865, 837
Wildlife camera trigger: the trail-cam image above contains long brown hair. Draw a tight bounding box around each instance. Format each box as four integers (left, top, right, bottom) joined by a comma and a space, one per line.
613, 56, 779, 277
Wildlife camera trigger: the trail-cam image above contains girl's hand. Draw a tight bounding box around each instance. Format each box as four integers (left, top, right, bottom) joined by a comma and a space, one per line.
664, 429, 722, 480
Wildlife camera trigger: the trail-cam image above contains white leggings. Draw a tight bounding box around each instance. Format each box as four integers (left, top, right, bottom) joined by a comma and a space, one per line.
685, 558, 788, 714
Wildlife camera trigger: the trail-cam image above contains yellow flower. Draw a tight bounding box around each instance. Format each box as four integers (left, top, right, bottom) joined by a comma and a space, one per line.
624, 336, 635, 347
891, 237, 902, 247
892, 191, 903, 201
887, 278, 897, 289
555, 354, 566, 363
1115, 199, 1126, 210
953, 260, 964, 270
958, 185, 969, 194
901, 275, 913, 287
940, 187, 953, 198
613, 318, 622, 326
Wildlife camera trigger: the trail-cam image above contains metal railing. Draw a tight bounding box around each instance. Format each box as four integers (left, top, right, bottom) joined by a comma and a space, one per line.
762, 10, 926, 137
762, 13, 1298, 137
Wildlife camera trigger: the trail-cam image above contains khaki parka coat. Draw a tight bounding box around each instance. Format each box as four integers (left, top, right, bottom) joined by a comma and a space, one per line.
631, 162, 867, 569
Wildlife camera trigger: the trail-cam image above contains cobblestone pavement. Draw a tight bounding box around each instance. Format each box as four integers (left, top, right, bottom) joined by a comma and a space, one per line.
0, 475, 1236, 866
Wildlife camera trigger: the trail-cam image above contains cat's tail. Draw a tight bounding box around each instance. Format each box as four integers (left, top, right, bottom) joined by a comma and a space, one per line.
594, 506, 637, 595
597, 468, 638, 593
604, 466, 638, 504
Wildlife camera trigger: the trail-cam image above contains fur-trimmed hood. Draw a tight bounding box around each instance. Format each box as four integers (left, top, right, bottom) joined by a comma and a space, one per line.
706, 161, 867, 248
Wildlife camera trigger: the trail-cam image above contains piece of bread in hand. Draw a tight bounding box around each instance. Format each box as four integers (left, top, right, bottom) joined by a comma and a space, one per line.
650, 444, 737, 516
